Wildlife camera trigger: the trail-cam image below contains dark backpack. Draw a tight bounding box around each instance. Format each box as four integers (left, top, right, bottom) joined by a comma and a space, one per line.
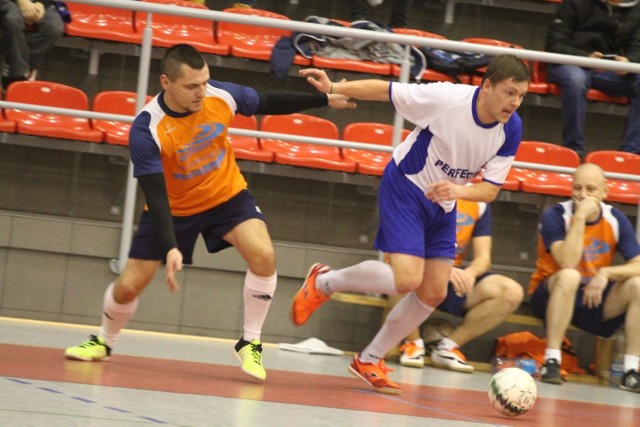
53, 1, 72, 24
421, 48, 491, 81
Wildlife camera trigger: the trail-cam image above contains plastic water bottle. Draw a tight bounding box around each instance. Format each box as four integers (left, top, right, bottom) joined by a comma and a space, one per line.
516, 358, 538, 376
491, 357, 538, 376
609, 329, 625, 387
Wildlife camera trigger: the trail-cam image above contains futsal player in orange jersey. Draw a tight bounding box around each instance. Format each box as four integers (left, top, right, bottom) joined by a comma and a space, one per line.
65, 44, 355, 382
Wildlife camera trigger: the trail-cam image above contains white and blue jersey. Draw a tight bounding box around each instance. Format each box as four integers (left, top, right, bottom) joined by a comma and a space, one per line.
374, 81, 522, 259
390, 81, 521, 213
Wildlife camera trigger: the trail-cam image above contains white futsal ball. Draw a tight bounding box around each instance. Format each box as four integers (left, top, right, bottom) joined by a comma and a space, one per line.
488, 367, 537, 417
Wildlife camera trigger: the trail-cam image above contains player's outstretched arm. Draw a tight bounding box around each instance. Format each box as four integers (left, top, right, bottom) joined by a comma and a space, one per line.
300, 68, 391, 102
427, 181, 500, 204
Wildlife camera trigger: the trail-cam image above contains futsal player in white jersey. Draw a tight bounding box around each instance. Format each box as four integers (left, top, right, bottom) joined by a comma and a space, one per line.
291, 55, 530, 394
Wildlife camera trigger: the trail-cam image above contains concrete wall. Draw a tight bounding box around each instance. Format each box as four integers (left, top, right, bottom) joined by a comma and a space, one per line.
0, 210, 385, 352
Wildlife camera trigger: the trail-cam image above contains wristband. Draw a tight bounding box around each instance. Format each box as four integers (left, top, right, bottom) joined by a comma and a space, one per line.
329, 82, 335, 94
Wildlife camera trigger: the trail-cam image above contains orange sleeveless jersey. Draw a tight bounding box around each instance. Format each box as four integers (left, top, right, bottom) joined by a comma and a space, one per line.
131, 85, 248, 216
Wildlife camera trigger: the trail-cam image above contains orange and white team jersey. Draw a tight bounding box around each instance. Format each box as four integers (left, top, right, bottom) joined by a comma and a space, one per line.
129, 80, 261, 216
529, 200, 640, 294
454, 199, 491, 267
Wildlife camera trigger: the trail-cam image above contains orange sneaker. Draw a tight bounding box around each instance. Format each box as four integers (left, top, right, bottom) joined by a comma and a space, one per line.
290, 263, 331, 326
430, 346, 474, 373
399, 339, 425, 368
348, 354, 401, 394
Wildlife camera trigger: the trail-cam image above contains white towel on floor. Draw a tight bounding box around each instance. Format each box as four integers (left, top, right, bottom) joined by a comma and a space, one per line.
277, 338, 344, 355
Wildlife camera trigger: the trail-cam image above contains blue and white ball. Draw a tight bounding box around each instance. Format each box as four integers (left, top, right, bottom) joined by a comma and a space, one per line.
488, 367, 537, 417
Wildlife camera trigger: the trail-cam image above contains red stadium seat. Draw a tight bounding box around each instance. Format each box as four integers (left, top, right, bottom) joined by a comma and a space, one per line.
260, 114, 357, 172
342, 122, 409, 176
216, 8, 309, 65
529, 60, 550, 95
136, 0, 229, 55
64, 3, 141, 44
0, 111, 16, 133
92, 91, 153, 146
228, 114, 273, 163
5, 81, 103, 143
391, 28, 460, 83
549, 84, 629, 105
458, 38, 548, 94
584, 151, 640, 205
514, 141, 581, 197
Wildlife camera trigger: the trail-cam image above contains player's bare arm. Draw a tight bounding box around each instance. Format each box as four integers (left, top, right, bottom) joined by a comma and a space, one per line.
327, 93, 357, 110
583, 256, 640, 307
551, 197, 600, 268
597, 256, 640, 282
467, 235, 492, 278
450, 268, 475, 296
300, 68, 391, 101
426, 181, 500, 203
582, 271, 608, 308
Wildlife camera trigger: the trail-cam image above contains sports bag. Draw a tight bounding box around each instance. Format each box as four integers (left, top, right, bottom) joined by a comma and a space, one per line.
421, 48, 491, 81
494, 331, 586, 376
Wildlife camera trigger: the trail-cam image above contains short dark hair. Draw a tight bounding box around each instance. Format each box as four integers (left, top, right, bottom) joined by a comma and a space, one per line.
481, 54, 530, 86
161, 44, 206, 81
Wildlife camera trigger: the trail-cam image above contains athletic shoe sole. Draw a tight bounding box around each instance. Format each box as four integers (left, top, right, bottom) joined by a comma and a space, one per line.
348, 365, 401, 395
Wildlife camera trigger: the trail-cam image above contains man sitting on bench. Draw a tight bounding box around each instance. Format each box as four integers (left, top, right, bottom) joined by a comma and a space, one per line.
530, 163, 640, 392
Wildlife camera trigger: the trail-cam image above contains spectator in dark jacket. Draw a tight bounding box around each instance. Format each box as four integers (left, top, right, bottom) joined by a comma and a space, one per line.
0, 0, 64, 89
349, 0, 413, 28
545, 0, 640, 157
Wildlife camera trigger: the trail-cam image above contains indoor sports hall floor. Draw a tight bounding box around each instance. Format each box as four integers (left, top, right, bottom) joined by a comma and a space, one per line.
1, 316, 638, 426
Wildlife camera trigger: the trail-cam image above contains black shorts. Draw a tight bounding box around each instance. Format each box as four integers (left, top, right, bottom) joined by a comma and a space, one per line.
530, 278, 625, 338
436, 272, 494, 317
129, 190, 265, 264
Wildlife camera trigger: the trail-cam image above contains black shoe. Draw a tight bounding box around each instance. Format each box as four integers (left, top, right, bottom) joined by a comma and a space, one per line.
540, 358, 562, 384
620, 369, 640, 393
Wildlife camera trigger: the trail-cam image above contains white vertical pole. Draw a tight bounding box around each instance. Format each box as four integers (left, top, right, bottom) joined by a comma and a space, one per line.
392, 44, 411, 147
111, 14, 154, 274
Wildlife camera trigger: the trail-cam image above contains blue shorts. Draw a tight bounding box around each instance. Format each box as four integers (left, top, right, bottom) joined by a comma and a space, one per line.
129, 190, 265, 264
437, 272, 494, 317
374, 161, 456, 259
530, 278, 625, 338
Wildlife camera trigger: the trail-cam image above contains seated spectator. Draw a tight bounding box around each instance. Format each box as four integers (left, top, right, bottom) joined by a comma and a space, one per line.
0, 0, 64, 89
390, 199, 524, 371
529, 163, 640, 392
545, 0, 640, 157
349, 0, 413, 28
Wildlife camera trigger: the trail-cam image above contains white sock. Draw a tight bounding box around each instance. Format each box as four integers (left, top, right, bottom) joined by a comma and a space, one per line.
99, 282, 138, 347
544, 348, 562, 364
437, 337, 458, 351
360, 292, 434, 363
242, 270, 277, 342
317, 260, 397, 296
623, 354, 640, 373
